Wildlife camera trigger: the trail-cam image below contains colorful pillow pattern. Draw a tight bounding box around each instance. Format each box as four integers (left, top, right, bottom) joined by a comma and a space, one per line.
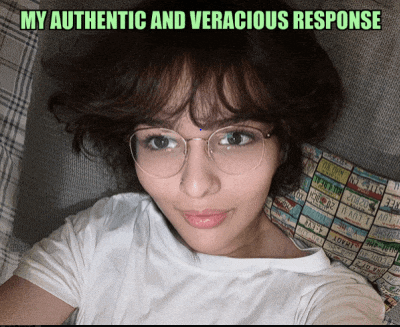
265, 144, 400, 312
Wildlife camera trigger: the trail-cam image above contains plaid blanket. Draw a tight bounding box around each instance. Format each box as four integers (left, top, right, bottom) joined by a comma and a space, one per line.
0, 0, 38, 284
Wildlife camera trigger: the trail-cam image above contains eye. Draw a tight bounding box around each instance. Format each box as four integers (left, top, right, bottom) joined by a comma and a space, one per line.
145, 135, 178, 150
219, 131, 254, 146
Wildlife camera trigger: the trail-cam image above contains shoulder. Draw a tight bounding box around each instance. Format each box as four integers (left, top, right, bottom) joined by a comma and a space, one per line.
30, 192, 156, 261
67, 192, 153, 234
298, 261, 385, 324
13, 193, 156, 309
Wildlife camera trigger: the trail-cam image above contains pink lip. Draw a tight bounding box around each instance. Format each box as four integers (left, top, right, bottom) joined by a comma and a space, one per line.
183, 210, 228, 229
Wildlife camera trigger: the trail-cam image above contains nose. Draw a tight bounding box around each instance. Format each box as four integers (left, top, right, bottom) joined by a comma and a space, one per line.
179, 139, 221, 198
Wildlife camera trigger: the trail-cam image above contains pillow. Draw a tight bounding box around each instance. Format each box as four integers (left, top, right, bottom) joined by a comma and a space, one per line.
13, 0, 141, 246
13, 28, 121, 245
283, 0, 400, 319
266, 144, 400, 313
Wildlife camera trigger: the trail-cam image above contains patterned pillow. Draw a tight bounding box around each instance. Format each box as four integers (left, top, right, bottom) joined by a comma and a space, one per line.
265, 143, 400, 312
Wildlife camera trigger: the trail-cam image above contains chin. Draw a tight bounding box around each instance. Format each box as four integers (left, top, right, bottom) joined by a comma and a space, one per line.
173, 221, 237, 256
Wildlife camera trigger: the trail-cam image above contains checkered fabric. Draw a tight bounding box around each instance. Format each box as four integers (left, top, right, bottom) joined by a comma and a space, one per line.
0, 0, 38, 284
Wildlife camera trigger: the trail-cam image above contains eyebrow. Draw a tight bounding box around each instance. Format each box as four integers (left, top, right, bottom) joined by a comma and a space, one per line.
144, 118, 175, 129
144, 117, 253, 131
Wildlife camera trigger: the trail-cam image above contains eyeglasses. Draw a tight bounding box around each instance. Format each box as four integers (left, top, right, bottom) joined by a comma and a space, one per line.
129, 125, 272, 178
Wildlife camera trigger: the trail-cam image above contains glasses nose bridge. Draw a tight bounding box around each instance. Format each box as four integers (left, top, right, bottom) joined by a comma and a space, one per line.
184, 137, 212, 158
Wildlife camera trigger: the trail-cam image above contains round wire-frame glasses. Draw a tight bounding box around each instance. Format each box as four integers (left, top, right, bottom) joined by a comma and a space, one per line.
129, 125, 272, 179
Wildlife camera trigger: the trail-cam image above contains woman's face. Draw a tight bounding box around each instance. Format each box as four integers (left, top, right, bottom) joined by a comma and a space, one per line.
135, 112, 283, 258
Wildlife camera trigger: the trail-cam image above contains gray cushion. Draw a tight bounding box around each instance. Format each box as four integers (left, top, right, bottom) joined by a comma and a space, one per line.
13, 30, 119, 244
286, 1, 400, 181
14, 0, 142, 245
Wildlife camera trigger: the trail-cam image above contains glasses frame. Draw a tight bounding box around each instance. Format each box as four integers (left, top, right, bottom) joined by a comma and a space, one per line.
128, 125, 273, 179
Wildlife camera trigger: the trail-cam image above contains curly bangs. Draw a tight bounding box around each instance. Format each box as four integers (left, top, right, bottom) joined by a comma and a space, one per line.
44, 0, 343, 196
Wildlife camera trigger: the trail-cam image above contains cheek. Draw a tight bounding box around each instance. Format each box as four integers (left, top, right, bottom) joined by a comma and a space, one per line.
240, 145, 281, 198
233, 166, 275, 203
136, 167, 179, 201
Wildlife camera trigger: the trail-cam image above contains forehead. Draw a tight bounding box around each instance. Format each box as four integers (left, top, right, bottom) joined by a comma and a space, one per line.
143, 112, 271, 139
151, 60, 265, 130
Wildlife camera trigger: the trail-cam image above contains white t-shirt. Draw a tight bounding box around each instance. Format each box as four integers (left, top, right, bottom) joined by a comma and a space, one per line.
14, 193, 385, 325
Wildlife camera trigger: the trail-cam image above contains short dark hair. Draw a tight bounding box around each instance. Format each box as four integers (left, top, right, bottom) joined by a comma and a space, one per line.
44, 0, 343, 197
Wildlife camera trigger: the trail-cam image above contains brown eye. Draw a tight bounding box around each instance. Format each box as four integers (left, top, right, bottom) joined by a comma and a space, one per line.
228, 132, 245, 145
219, 131, 254, 146
152, 136, 169, 149
145, 135, 178, 150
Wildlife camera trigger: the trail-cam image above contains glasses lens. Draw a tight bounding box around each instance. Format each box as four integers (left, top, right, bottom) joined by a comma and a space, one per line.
130, 126, 266, 178
130, 128, 186, 178
209, 126, 265, 175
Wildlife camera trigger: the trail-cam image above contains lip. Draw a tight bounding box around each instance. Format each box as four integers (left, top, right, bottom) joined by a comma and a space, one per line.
183, 209, 228, 229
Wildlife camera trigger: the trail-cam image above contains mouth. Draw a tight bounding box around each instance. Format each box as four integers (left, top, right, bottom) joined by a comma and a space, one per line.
182, 209, 229, 229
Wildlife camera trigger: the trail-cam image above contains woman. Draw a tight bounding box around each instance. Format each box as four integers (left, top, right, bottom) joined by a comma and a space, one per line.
0, 0, 385, 324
